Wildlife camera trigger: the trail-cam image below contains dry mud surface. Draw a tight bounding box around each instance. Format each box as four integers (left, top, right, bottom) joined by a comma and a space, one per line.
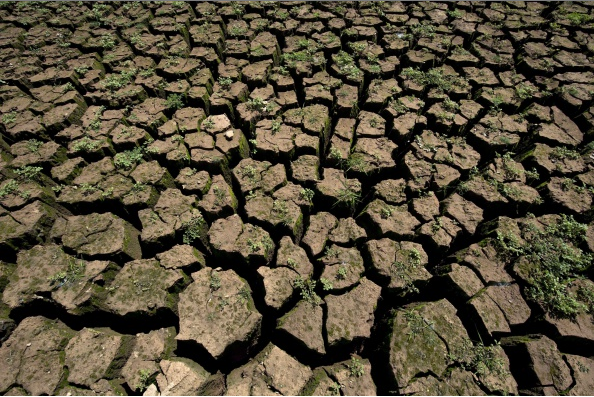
1, 1, 594, 395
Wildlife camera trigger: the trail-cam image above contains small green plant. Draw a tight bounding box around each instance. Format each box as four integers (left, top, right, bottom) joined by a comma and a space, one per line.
182, 216, 206, 245
138, 68, 154, 77
515, 83, 538, 100
286, 258, 298, 269
277, 66, 290, 76
283, 50, 313, 67
61, 82, 75, 92
26, 139, 43, 153
14, 166, 43, 181
130, 182, 146, 193
391, 248, 422, 295
247, 238, 261, 252
247, 97, 267, 112
218, 76, 233, 88
2, 111, 17, 125
402, 67, 466, 93
241, 165, 257, 180
431, 217, 443, 233
442, 98, 459, 112
447, 9, 463, 18
560, 85, 579, 97
231, 1, 244, 16
320, 278, 333, 291
247, 236, 274, 254
88, 106, 105, 131
0, 179, 19, 198
449, 339, 508, 379
130, 32, 143, 46
348, 41, 367, 54
566, 12, 592, 26
347, 356, 365, 378
336, 265, 347, 280
293, 276, 321, 306
328, 147, 343, 161
437, 112, 455, 122
212, 186, 226, 205
495, 214, 593, 318
524, 168, 540, 181
248, 139, 258, 155
578, 283, 594, 314
335, 185, 360, 211
343, 152, 370, 174
101, 187, 114, 198
334, 51, 361, 79
272, 199, 292, 226
390, 98, 408, 115
409, 21, 436, 38
551, 146, 580, 161
51, 184, 63, 194
324, 246, 339, 259
79, 183, 99, 196
210, 271, 221, 291
271, 119, 281, 134
73, 137, 99, 153
299, 188, 314, 205
19, 190, 31, 200
274, 9, 289, 20
237, 286, 251, 304
366, 55, 381, 74
549, 21, 562, 31
48, 259, 86, 288
114, 147, 144, 169
135, 369, 152, 393
262, 236, 274, 252
74, 66, 89, 76
89, 2, 110, 22
452, 46, 471, 56
380, 206, 392, 219
561, 177, 576, 191
201, 117, 215, 130
101, 69, 137, 91
228, 24, 247, 37
166, 93, 184, 109
171, 135, 185, 144
100, 34, 116, 50
403, 308, 438, 343
500, 152, 523, 180
329, 382, 342, 396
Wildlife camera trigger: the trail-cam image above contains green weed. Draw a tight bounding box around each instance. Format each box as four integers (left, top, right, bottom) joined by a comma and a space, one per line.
449, 339, 508, 379
495, 214, 593, 318
293, 276, 321, 306
0, 179, 19, 198
166, 94, 184, 109
182, 216, 206, 245
48, 259, 86, 288
347, 356, 365, 378
2, 111, 17, 125
114, 147, 144, 169
14, 166, 43, 181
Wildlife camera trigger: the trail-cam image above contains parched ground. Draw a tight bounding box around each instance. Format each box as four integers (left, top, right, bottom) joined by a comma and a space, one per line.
1, 1, 594, 396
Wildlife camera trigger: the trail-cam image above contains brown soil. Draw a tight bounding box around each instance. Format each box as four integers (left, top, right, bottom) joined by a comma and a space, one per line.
1, 2, 594, 396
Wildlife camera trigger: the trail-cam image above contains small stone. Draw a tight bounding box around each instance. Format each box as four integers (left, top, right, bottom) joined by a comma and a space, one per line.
143, 384, 159, 396
224, 130, 234, 140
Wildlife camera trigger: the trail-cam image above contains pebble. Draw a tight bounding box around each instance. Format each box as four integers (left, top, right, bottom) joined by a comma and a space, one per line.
224, 130, 234, 140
